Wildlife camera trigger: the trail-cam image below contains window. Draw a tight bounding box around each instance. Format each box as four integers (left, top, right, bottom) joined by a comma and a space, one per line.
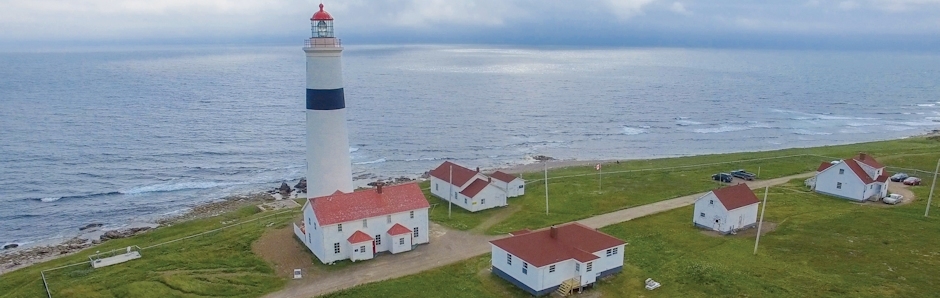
454, 191, 458, 199
313, 222, 317, 230
709, 200, 714, 205
837, 182, 842, 189
522, 262, 528, 274
700, 212, 705, 217
413, 227, 419, 238
549, 265, 556, 273
307, 218, 311, 225
606, 249, 613, 256
363, 219, 368, 228
507, 254, 512, 265
375, 234, 382, 246
409, 211, 414, 219
575, 263, 580, 272
481, 199, 485, 205
464, 198, 467, 204
586, 262, 593, 272
839, 169, 845, 174
435, 184, 438, 191
333, 243, 340, 254
613, 247, 619, 255
387, 215, 392, 223
519, 185, 524, 189
338, 224, 342, 232
399, 238, 405, 245
359, 245, 365, 253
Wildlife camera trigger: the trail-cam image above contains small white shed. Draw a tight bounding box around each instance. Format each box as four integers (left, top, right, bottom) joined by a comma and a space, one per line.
692, 184, 760, 234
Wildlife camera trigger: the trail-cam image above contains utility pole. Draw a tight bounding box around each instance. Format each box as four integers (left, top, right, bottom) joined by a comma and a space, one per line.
598, 164, 602, 193
448, 164, 453, 218
926, 157, 940, 217
545, 162, 549, 215
754, 186, 769, 255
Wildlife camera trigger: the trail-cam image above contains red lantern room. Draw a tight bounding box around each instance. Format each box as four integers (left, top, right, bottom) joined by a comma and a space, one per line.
311, 3, 334, 38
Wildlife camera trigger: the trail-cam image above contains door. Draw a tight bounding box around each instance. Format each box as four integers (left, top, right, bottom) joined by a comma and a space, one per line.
372, 241, 376, 254
738, 215, 744, 229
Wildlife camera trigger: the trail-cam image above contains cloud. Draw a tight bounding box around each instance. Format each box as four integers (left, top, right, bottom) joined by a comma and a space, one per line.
670, 2, 693, 15
871, 0, 940, 12
604, 0, 658, 18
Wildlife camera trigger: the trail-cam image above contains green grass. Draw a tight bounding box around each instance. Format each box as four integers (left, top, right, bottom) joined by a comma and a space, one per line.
473, 137, 940, 234
0, 208, 298, 298
318, 179, 940, 298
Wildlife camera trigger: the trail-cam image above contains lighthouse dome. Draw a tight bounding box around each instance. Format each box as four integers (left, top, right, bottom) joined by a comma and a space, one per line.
311, 4, 334, 21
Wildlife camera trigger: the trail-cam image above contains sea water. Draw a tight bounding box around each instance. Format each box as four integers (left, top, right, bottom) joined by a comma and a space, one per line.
1, 45, 939, 246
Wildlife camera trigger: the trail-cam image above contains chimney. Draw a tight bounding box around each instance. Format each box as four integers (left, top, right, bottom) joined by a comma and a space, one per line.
488, 177, 492, 183
859, 152, 867, 160
476, 167, 480, 173
549, 226, 557, 239
376, 182, 384, 194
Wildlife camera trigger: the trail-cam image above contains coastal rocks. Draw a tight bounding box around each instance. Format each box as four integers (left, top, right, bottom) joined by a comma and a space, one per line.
3, 243, 18, 250
278, 182, 292, 196
533, 155, 555, 161
354, 173, 378, 180
366, 176, 416, 187
155, 193, 272, 226
99, 227, 152, 242
1, 238, 93, 271
294, 179, 307, 193
79, 223, 104, 231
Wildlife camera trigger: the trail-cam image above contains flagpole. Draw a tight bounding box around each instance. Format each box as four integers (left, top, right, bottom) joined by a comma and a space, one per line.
448, 164, 453, 218
753, 186, 769, 255
597, 164, 602, 193
544, 162, 549, 215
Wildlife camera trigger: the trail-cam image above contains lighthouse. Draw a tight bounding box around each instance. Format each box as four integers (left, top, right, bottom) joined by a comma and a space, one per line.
304, 3, 353, 198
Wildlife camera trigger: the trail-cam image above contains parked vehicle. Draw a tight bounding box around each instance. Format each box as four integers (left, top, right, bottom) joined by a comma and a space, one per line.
712, 173, 733, 183
730, 169, 756, 181
903, 177, 922, 186
890, 172, 909, 182
883, 194, 904, 205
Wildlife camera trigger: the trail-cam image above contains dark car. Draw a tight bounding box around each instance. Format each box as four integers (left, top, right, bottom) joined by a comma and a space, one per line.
712, 173, 733, 183
890, 172, 909, 182
730, 169, 756, 181
903, 177, 922, 186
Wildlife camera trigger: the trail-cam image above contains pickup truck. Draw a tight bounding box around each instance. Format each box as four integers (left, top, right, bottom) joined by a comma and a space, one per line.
730, 169, 756, 181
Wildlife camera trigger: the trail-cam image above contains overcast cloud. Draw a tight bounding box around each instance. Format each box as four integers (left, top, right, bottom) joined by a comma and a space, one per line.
1, 0, 939, 49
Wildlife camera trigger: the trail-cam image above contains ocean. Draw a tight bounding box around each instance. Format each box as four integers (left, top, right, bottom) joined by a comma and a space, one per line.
1, 45, 939, 247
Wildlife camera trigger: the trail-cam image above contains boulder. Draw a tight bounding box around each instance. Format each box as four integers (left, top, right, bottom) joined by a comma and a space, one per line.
533, 155, 555, 161
79, 223, 104, 231
294, 179, 307, 191
3, 243, 18, 250
278, 182, 291, 194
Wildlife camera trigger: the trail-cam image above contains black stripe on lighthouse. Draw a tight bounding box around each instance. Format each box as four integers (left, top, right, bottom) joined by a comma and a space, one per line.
306, 88, 346, 110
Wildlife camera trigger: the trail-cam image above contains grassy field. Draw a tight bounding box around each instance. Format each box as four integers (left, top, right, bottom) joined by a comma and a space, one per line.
424, 136, 940, 234
0, 206, 297, 298
322, 179, 940, 298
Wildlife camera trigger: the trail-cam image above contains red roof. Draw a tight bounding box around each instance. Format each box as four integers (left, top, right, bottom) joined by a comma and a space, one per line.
852, 153, 884, 169
817, 162, 833, 172
711, 184, 760, 211
429, 161, 480, 187
310, 183, 430, 226
459, 179, 490, 198
843, 159, 877, 184
490, 223, 626, 267
387, 223, 412, 236
490, 171, 520, 183
347, 231, 373, 243
311, 3, 334, 21
509, 229, 531, 236
876, 174, 889, 183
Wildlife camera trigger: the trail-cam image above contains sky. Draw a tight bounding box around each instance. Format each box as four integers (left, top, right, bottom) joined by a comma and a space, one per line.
1, 0, 940, 49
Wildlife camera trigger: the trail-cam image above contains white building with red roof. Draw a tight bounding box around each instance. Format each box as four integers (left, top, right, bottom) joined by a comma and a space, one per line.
814, 153, 889, 202
489, 223, 626, 296
693, 184, 761, 234
293, 183, 430, 263
490, 170, 526, 197
428, 161, 519, 212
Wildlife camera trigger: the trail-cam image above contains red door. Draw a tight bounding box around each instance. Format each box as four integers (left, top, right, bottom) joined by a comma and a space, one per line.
372, 241, 376, 254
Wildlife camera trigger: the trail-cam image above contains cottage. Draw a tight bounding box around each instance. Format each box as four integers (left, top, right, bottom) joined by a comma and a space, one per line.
692, 183, 761, 234
814, 153, 889, 202
428, 161, 509, 212
293, 183, 430, 263
489, 171, 526, 197
489, 223, 626, 296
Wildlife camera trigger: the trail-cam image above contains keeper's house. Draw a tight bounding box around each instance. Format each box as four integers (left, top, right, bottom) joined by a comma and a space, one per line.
294, 183, 429, 263
692, 183, 760, 234
489, 223, 626, 296
428, 161, 510, 212
814, 153, 889, 202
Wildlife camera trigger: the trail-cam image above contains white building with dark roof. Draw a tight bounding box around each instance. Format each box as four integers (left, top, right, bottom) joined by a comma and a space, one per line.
428, 161, 515, 212
693, 184, 761, 234
814, 153, 889, 202
490, 171, 525, 198
489, 223, 626, 296
294, 183, 430, 263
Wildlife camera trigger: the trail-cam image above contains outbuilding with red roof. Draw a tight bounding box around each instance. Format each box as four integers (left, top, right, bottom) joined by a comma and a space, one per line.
692, 183, 761, 234
490, 170, 526, 197
428, 161, 519, 212
812, 153, 889, 202
293, 182, 430, 264
489, 223, 626, 296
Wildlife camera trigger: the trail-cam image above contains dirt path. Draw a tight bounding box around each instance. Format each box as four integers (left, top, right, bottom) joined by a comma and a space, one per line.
887, 183, 917, 205
472, 205, 521, 233
264, 172, 814, 298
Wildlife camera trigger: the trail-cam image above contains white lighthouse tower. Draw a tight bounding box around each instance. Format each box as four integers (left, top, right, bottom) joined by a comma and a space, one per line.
304, 3, 353, 198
